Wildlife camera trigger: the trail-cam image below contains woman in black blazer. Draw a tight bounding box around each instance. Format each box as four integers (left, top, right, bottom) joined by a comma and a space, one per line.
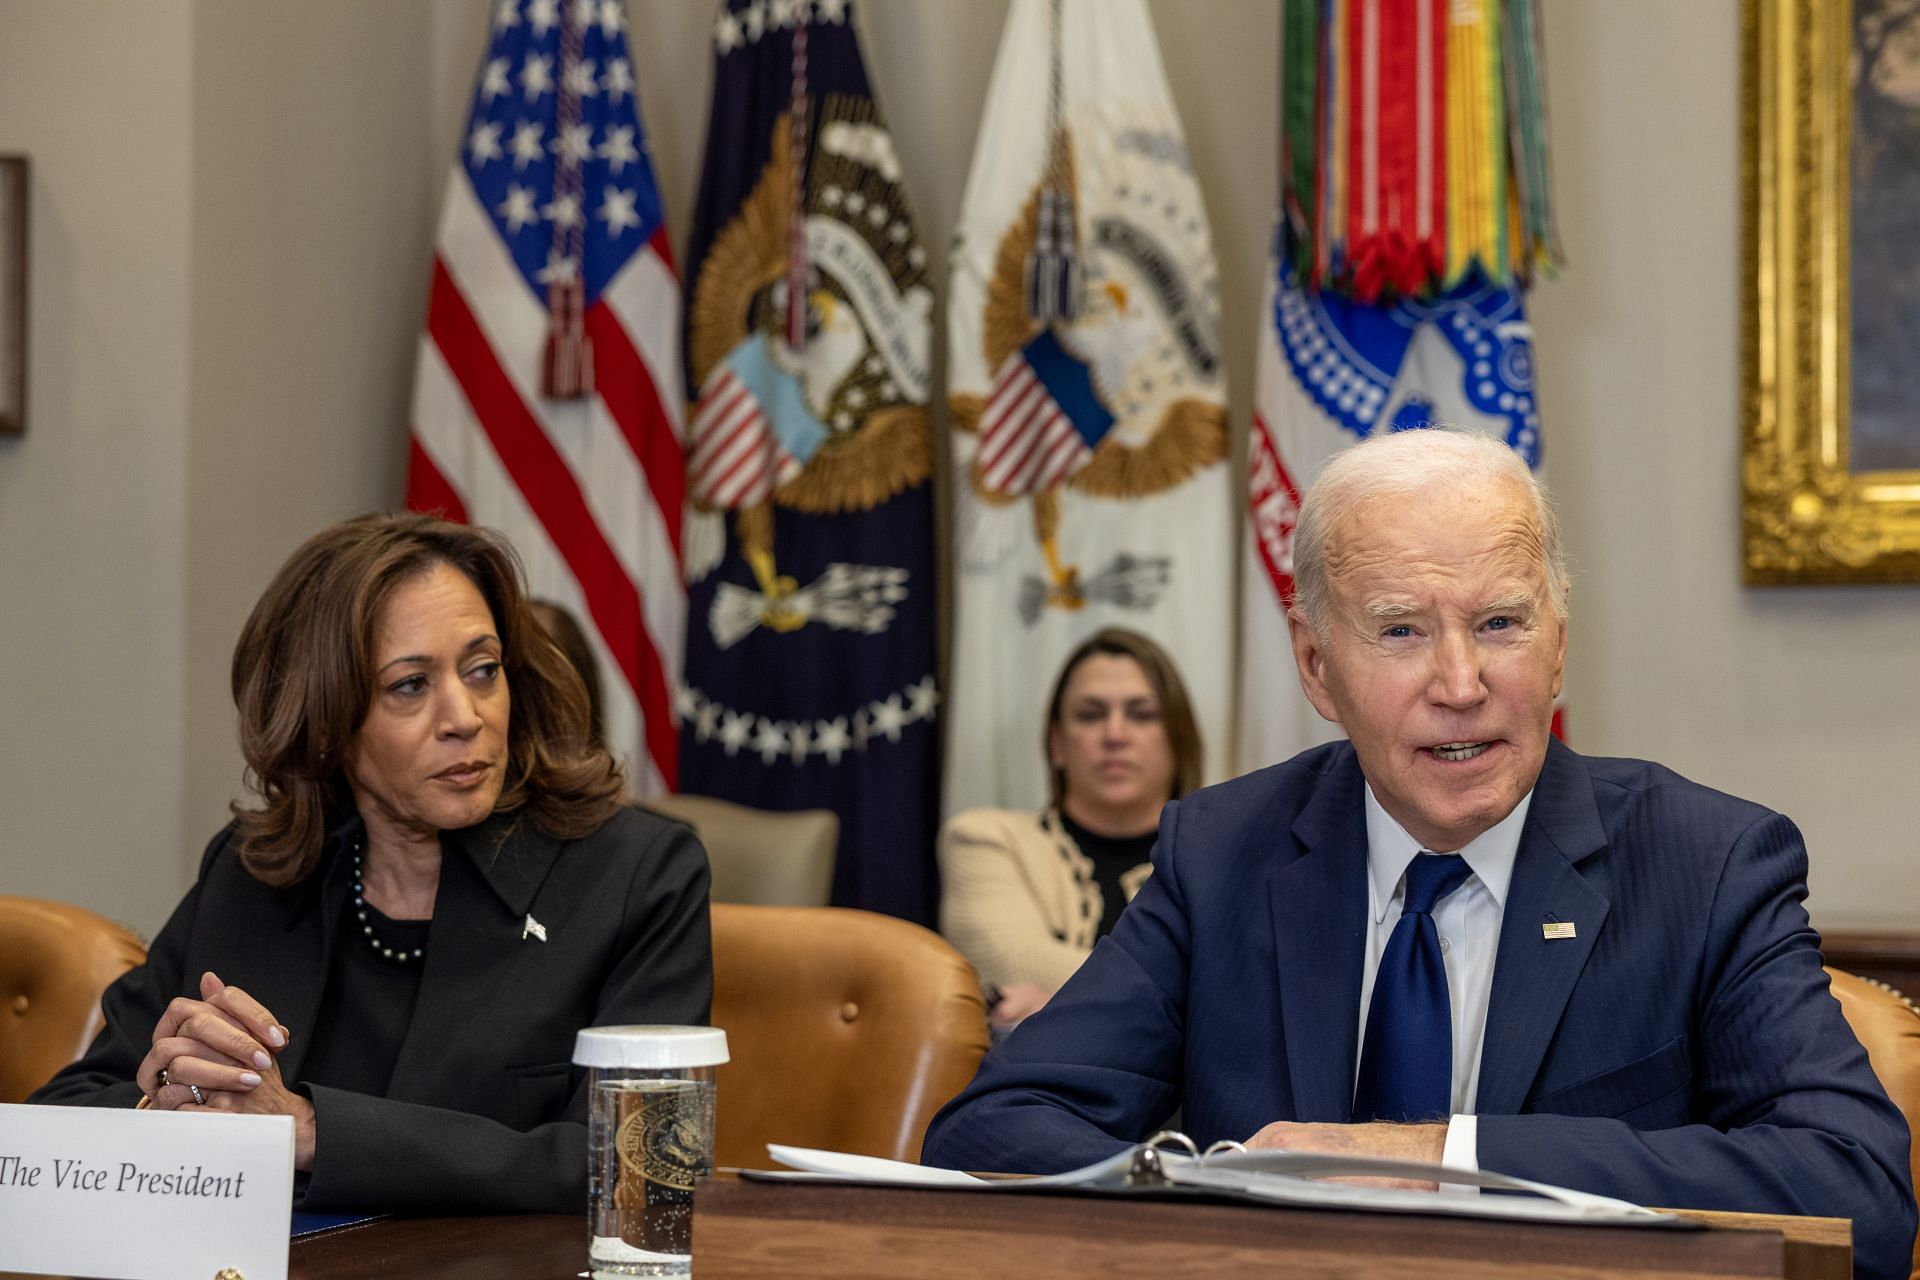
31, 513, 712, 1214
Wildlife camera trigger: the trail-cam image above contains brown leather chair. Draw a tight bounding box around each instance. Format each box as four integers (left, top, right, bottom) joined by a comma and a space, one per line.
0, 896, 147, 1103
1827, 966, 1920, 1280
709, 904, 990, 1168
642, 794, 839, 907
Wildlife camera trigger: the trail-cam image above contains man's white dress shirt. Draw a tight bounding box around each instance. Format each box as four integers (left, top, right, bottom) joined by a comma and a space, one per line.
1357, 785, 1535, 1188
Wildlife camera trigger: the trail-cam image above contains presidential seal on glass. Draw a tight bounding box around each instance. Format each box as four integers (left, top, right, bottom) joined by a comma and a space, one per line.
574, 1025, 728, 1278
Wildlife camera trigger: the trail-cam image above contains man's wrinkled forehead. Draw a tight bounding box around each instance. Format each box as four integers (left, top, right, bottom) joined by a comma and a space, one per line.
1324, 478, 1550, 585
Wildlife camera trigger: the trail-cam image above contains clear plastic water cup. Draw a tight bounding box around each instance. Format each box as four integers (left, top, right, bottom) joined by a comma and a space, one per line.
575, 1025, 729, 1278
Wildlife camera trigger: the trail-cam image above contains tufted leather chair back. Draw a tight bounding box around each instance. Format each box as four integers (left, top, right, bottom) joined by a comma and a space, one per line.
0, 896, 147, 1103
1827, 966, 1920, 1280
709, 904, 990, 1168
641, 795, 838, 908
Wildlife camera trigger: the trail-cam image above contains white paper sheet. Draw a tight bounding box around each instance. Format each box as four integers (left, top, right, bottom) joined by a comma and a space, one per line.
747, 1142, 1682, 1229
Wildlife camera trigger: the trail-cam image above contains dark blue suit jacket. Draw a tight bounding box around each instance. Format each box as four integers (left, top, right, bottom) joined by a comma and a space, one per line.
923, 740, 1915, 1280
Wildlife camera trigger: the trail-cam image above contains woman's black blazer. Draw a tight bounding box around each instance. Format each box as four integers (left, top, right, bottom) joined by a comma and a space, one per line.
32, 805, 712, 1213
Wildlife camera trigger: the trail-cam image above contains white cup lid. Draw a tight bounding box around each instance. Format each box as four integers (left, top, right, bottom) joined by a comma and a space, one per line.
573, 1024, 730, 1069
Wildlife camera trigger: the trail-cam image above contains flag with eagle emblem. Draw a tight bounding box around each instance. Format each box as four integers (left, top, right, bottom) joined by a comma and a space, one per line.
678, 0, 939, 923
944, 0, 1234, 816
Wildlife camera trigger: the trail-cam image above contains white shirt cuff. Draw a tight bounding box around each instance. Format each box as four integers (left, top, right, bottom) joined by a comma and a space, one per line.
1438, 1114, 1480, 1198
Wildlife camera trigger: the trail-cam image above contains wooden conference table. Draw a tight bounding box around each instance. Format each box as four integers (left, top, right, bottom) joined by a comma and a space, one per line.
271, 1176, 1854, 1280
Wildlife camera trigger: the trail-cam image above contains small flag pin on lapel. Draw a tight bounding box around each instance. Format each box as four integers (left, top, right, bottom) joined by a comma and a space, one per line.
523, 914, 548, 942
1542, 921, 1577, 941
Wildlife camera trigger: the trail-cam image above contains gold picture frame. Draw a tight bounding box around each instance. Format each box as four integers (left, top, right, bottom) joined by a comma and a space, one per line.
1742, 0, 1920, 583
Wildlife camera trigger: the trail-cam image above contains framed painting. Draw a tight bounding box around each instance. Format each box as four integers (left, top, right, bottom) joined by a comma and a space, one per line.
0, 155, 24, 437
1742, 0, 1920, 583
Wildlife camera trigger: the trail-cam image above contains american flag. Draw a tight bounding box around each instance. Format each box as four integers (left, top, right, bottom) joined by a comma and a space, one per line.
976, 330, 1113, 495
407, 0, 685, 794
686, 335, 814, 510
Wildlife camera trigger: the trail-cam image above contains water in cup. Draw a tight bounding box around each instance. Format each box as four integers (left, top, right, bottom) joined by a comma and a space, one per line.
589, 1077, 713, 1274
575, 1026, 727, 1279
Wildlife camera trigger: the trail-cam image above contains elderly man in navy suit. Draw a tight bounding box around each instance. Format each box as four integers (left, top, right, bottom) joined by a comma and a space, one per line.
923, 429, 1915, 1280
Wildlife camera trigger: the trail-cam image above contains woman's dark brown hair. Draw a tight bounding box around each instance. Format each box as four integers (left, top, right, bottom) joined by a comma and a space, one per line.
1043, 627, 1204, 810
229, 512, 624, 886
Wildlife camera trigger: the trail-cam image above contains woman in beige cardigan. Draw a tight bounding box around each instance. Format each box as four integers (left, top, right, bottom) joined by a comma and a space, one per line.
940, 629, 1204, 1030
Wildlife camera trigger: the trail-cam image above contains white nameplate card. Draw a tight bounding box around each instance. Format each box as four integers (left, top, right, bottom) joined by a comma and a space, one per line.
0, 1102, 294, 1280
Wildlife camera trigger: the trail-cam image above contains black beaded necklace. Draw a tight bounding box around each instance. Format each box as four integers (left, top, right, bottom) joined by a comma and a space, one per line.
350, 838, 428, 965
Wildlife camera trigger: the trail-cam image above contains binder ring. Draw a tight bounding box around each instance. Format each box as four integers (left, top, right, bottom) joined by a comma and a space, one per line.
1143, 1130, 1200, 1158
1127, 1130, 1201, 1187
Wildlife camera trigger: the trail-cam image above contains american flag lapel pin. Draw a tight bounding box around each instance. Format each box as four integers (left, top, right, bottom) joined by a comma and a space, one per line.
1542, 917, 1577, 941
523, 914, 548, 942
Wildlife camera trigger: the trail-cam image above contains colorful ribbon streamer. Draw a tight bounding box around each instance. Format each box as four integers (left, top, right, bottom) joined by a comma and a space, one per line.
1280, 0, 1560, 300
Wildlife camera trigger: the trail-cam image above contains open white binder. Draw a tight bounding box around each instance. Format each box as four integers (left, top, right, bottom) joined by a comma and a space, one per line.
742, 1133, 1689, 1229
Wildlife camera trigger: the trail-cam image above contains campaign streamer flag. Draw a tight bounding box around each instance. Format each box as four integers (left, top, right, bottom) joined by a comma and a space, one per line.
679, 0, 939, 922
946, 0, 1234, 816
406, 0, 686, 797
1240, 0, 1563, 773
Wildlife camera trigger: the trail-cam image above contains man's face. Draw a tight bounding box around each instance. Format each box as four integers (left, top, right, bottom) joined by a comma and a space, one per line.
1288, 478, 1566, 852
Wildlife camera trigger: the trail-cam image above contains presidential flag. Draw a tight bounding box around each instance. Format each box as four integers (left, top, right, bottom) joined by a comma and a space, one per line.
678, 0, 939, 923
407, 0, 685, 796
946, 0, 1234, 815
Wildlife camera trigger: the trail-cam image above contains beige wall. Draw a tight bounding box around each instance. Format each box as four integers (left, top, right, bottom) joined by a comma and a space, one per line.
183, 0, 440, 890
0, 1, 442, 935
1536, 0, 1920, 929
0, 0, 1913, 936
0, 3, 194, 932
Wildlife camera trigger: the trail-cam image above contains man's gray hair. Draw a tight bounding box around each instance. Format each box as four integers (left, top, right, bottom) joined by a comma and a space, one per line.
1290, 428, 1571, 636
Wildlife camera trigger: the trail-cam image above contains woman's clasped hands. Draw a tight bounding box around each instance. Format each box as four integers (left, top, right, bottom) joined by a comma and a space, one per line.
137, 970, 318, 1169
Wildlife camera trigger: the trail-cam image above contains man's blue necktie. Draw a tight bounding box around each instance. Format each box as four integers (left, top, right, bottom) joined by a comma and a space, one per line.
1352, 853, 1475, 1123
